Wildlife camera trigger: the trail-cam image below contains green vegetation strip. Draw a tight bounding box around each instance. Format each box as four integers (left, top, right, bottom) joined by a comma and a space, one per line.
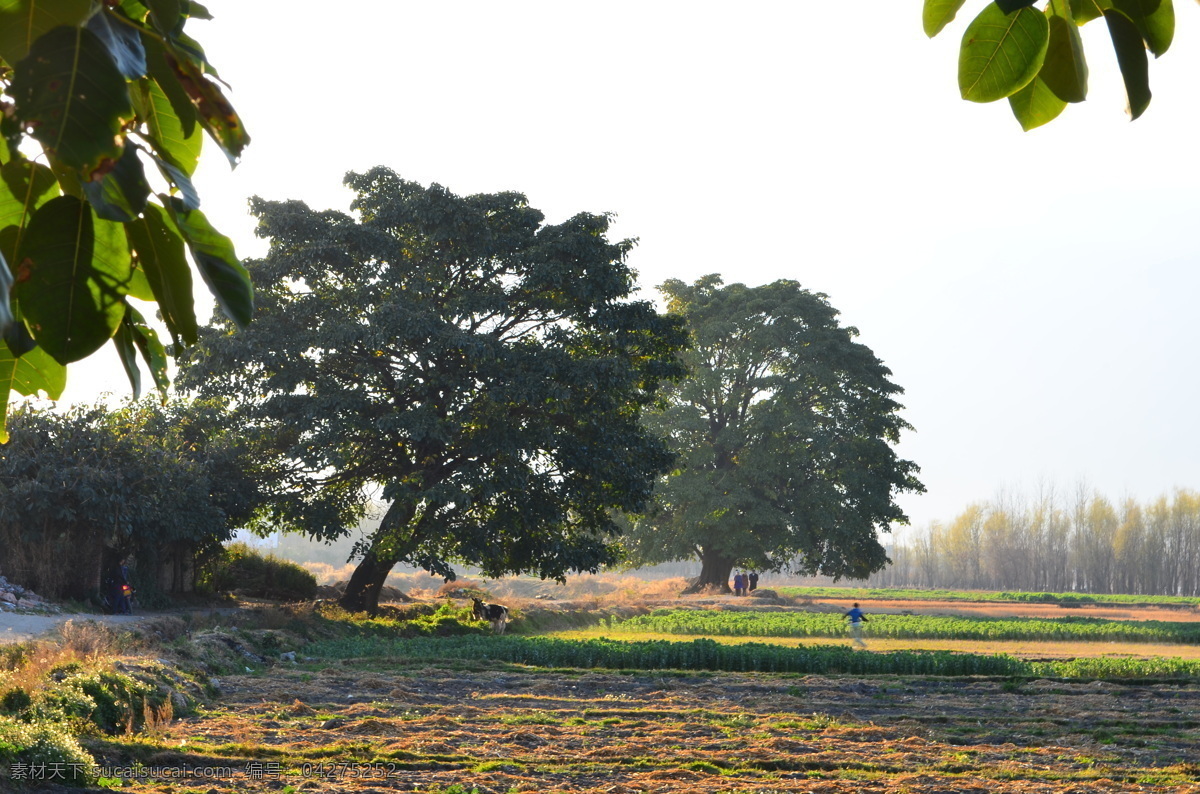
303, 635, 1200, 679
606, 609, 1200, 644
776, 586, 1200, 608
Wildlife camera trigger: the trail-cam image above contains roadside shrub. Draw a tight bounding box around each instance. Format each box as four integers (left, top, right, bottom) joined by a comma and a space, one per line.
34, 666, 153, 733
1, 687, 32, 715
2, 650, 197, 737
408, 603, 477, 636
198, 542, 318, 601
0, 715, 95, 785
57, 620, 120, 658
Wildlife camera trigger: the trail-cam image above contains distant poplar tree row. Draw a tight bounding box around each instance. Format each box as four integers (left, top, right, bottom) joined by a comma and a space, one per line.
872, 487, 1200, 597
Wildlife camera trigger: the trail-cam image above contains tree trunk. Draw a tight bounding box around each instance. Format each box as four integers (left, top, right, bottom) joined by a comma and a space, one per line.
338, 500, 416, 614
681, 547, 734, 594
338, 547, 398, 614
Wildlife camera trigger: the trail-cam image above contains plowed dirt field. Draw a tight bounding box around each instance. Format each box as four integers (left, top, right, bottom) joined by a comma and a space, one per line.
82, 661, 1200, 793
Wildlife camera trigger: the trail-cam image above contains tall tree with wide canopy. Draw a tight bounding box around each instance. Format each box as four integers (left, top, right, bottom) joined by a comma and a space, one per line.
621, 276, 924, 592
179, 168, 688, 613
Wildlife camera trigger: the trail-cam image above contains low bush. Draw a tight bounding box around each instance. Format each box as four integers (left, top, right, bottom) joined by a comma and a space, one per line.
0, 715, 95, 786
198, 542, 318, 601
0, 638, 206, 789
320, 602, 483, 638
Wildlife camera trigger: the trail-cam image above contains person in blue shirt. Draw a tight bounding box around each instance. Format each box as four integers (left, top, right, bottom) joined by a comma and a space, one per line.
844, 602, 868, 648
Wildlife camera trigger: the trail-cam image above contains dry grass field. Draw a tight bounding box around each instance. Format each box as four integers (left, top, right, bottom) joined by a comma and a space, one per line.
82, 658, 1200, 793
23, 590, 1188, 794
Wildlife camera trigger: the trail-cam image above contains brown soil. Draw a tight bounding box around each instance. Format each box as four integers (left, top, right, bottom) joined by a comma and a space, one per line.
86, 662, 1200, 793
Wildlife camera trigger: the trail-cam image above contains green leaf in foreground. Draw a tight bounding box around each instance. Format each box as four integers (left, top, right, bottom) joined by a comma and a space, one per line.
1104, 8, 1151, 119
1009, 76, 1068, 130
11, 25, 135, 180
923, 0, 969, 37
80, 140, 151, 223
114, 304, 169, 400
0, 0, 91, 65
14, 195, 134, 363
0, 155, 59, 261
145, 0, 183, 35
1113, 0, 1173, 58
127, 203, 197, 346
1070, 0, 1112, 24
1040, 7, 1088, 103
86, 7, 147, 79
166, 198, 252, 329
0, 249, 10, 334
163, 44, 249, 166
959, 3, 1050, 103
113, 310, 142, 398
0, 341, 66, 442
134, 75, 204, 177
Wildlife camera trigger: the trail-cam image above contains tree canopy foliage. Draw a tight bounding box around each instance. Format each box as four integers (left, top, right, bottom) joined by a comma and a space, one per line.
179, 168, 689, 613
0, 0, 251, 440
621, 276, 924, 591
928, 0, 1175, 129
0, 398, 265, 601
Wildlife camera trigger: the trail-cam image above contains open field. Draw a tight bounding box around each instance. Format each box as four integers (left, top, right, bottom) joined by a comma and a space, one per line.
548, 630, 1200, 662
83, 660, 1200, 793
594, 608, 1200, 646
7, 591, 1200, 792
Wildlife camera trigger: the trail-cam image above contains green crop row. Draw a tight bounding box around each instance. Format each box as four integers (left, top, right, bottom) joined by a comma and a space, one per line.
606, 609, 1200, 644
302, 634, 1200, 680
775, 586, 1200, 608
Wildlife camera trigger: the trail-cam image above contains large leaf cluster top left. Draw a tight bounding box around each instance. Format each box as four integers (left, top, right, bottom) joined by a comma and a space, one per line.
0, 0, 252, 441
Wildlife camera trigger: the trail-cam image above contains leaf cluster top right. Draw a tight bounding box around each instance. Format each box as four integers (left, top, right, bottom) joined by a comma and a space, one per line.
925, 0, 1173, 129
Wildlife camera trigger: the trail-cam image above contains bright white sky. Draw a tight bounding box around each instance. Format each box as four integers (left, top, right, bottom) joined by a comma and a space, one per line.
56, 1, 1200, 534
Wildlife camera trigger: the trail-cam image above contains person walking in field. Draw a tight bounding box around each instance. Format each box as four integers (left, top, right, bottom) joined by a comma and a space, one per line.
844, 602, 868, 649
732, 571, 745, 596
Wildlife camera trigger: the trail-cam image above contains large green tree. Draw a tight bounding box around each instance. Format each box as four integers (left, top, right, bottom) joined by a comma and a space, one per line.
179, 168, 688, 613
0, 398, 264, 600
621, 276, 924, 592
0, 0, 252, 439
928, 0, 1174, 129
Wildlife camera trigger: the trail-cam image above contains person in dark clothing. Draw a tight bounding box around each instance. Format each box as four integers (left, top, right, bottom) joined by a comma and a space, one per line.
107, 559, 132, 615
748, 572, 759, 592
844, 602, 868, 648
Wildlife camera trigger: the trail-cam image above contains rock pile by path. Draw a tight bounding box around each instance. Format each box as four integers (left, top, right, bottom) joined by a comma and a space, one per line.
0, 574, 60, 614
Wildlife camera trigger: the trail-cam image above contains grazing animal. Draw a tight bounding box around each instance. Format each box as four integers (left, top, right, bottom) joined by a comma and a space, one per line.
471, 597, 510, 634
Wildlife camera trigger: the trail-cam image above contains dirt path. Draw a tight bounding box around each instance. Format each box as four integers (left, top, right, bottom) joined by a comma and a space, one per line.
0, 606, 247, 644
0, 610, 151, 643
